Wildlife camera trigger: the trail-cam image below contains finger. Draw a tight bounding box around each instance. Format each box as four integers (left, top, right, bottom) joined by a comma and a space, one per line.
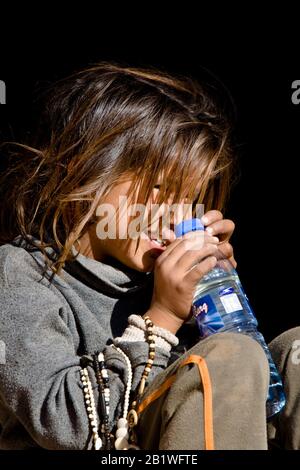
185, 255, 218, 285
201, 210, 223, 226
205, 219, 235, 241
158, 230, 220, 262
156, 232, 219, 267
218, 242, 237, 269
154, 229, 198, 261
217, 241, 233, 258
175, 242, 219, 273
153, 237, 183, 264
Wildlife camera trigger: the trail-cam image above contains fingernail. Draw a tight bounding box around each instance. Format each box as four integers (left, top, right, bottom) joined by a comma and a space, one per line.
202, 216, 208, 224
206, 227, 213, 234
212, 236, 219, 243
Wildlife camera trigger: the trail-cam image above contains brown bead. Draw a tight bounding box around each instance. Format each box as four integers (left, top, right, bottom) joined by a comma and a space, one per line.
127, 409, 138, 427
138, 377, 146, 395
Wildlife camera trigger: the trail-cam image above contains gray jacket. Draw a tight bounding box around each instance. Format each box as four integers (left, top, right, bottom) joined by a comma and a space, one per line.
0, 237, 171, 449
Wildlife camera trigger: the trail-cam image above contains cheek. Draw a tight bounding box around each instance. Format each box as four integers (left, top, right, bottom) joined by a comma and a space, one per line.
124, 236, 150, 262
107, 235, 135, 256
113, 209, 128, 239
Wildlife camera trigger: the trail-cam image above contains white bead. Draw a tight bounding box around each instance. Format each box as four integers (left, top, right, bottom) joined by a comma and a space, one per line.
98, 352, 104, 362
87, 406, 92, 411
111, 346, 133, 436
94, 436, 102, 450
88, 413, 94, 419
114, 437, 129, 450
117, 418, 128, 429
91, 420, 96, 426
92, 427, 98, 433
116, 427, 129, 439
101, 370, 108, 378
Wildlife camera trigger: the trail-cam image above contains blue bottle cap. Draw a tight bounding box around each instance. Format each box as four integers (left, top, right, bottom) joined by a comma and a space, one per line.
174, 218, 204, 237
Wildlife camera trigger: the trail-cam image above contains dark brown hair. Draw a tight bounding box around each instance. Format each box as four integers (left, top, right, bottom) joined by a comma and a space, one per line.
0, 61, 236, 275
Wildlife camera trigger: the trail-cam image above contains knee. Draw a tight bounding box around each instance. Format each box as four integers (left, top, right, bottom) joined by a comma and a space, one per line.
269, 327, 300, 369
269, 327, 300, 353
217, 332, 269, 376
191, 331, 269, 379
189, 332, 270, 401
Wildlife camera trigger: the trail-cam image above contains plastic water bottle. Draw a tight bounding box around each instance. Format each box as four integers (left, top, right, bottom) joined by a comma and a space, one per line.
174, 218, 286, 420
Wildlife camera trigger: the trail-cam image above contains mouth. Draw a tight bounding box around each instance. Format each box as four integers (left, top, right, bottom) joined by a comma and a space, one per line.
150, 238, 166, 247
144, 232, 167, 251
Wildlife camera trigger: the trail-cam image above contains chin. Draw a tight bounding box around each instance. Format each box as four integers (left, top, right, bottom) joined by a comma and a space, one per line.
131, 260, 155, 273
124, 253, 155, 273
136, 264, 154, 273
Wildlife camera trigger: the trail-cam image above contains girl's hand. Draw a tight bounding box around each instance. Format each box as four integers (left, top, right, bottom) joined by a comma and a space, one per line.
201, 210, 237, 268
147, 232, 220, 334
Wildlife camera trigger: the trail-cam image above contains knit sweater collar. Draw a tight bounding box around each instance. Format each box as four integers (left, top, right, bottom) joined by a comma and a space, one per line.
69, 250, 153, 295
12, 235, 153, 296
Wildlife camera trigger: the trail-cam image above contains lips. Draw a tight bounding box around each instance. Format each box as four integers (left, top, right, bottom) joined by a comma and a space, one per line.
145, 233, 167, 253
150, 238, 166, 247
149, 240, 166, 251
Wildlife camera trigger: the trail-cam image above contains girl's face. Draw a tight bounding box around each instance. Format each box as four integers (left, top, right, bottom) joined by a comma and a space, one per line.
79, 174, 193, 272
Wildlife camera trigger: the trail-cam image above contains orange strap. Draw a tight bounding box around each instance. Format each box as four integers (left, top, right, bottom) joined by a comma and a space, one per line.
137, 354, 214, 450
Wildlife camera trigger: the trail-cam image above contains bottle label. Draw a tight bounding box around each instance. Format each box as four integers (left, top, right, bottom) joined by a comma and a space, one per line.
192, 294, 225, 338
220, 293, 243, 314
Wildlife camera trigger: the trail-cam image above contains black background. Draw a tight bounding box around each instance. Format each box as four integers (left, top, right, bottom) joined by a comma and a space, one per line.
0, 6, 299, 342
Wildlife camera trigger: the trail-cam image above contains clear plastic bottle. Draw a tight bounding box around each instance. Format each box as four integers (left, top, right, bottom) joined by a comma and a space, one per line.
174, 218, 286, 419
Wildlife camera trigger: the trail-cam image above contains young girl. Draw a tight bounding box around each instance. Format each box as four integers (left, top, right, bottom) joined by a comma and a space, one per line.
0, 62, 298, 450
